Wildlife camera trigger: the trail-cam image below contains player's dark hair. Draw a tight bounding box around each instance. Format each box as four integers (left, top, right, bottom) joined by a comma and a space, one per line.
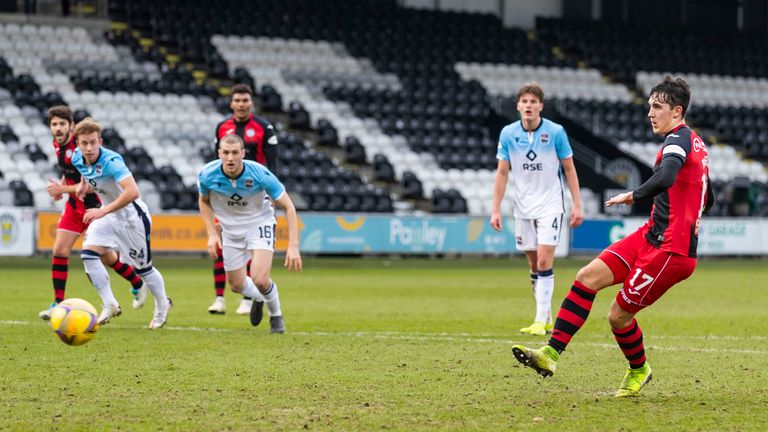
73, 117, 102, 138
47, 105, 73, 125
220, 133, 245, 149
231, 83, 253, 96
516, 82, 544, 103
650, 75, 691, 117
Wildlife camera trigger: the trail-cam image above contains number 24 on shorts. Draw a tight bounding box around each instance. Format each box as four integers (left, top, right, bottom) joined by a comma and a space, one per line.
129, 248, 145, 260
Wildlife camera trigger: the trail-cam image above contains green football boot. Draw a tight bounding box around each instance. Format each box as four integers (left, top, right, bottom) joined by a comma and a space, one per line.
511, 345, 559, 378
615, 363, 653, 398
519, 321, 547, 336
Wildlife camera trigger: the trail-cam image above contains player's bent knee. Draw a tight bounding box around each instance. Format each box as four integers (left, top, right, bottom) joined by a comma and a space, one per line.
99, 252, 118, 266
608, 301, 634, 329
53, 244, 72, 257
575, 265, 594, 284
226, 274, 246, 293
575, 259, 613, 290
253, 276, 271, 291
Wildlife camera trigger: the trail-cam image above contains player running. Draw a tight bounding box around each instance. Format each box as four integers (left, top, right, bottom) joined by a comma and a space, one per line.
198, 134, 301, 333
71, 117, 172, 329
511, 76, 714, 397
39, 106, 146, 321
207, 83, 280, 316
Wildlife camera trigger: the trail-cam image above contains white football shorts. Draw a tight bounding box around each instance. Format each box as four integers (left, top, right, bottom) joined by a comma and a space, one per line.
83, 211, 153, 270
221, 217, 277, 271
514, 214, 564, 251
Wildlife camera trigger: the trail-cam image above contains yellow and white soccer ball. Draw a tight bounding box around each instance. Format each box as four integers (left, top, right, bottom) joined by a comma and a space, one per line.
49, 298, 100, 346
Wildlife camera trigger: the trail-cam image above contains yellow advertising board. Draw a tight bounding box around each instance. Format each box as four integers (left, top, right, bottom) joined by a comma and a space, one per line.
37, 212, 288, 252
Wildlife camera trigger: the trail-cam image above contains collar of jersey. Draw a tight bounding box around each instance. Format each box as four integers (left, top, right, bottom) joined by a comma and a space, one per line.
220, 162, 246, 180
233, 114, 253, 124
521, 118, 544, 133
84, 148, 103, 167
666, 123, 688, 136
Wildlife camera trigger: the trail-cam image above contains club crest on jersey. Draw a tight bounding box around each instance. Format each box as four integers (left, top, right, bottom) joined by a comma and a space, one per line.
540, 133, 549, 144
65, 148, 73, 158
244, 179, 253, 188
693, 137, 705, 152
246, 128, 256, 138
95, 164, 102, 175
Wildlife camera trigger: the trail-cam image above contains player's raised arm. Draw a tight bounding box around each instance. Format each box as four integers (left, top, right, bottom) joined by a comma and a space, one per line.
272, 193, 302, 272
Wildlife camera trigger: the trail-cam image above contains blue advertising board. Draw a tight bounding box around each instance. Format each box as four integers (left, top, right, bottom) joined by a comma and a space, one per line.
570, 218, 645, 253
299, 214, 521, 254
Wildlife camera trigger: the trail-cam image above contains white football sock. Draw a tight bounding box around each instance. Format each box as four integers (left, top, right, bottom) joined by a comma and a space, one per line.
529, 271, 538, 294
82, 251, 117, 306
138, 267, 169, 311
535, 269, 555, 324
262, 280, 282, 317
241, 277, 262, 300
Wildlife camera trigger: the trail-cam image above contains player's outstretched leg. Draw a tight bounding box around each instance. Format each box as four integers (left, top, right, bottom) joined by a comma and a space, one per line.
513, 280, 598, 378
511, 345, 559, 378
138, 267, 172, 330
615, 363, 653, 398
82, 250, 122, 325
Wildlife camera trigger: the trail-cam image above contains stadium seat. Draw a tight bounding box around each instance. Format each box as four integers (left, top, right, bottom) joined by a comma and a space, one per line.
373, 154, 395, 183
344, 137, 367, 165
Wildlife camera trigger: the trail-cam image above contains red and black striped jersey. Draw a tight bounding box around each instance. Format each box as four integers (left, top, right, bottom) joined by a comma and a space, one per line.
53, 134, 81, 186
214, 114, 278, 172
643, 125, 710, 257
52, 134, 100, 209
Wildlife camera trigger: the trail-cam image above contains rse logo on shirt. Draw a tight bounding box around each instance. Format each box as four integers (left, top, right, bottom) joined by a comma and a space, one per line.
228, 193, 247, 207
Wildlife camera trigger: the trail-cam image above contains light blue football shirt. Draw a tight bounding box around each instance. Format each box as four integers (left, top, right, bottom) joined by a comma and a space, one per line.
72, 147, 149, 220
197, 159, 286, 237
497, 118, 573, 219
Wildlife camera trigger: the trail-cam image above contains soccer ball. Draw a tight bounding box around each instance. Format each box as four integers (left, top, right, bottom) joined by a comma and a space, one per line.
49, 298, 100, 346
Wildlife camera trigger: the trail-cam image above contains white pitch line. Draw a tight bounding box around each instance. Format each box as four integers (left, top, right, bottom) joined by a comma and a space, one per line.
5, 320, 764, 341
290, 332, 768, 354
4, 320, 765, 354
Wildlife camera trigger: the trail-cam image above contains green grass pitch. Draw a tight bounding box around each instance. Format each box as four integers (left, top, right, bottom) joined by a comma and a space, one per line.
1, 256, 767, 431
